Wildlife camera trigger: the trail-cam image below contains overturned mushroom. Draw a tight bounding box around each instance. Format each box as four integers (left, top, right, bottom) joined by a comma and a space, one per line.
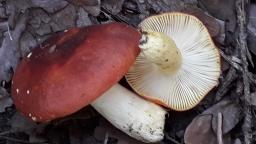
126, 13, 221, 111
11, 23, 166, 143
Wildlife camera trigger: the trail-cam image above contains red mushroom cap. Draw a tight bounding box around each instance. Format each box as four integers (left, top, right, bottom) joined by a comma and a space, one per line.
11, 22, 141, 122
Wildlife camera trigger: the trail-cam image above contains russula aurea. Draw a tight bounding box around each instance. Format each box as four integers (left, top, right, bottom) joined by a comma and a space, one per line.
126, 13, 221, 111
11, 22, 166, 143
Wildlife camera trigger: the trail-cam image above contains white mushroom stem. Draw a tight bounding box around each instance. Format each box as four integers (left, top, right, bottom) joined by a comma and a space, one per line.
139, 30, 182, 74
91, 84, 166, 143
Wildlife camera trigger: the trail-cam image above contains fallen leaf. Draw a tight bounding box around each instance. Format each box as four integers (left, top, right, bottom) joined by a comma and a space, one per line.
76, 7, 93, 27
198, 0, 236, 32
214, 19, 226, 44
28, 8, 52, 36
147, 0, 186, 13
6, 0, 31, 12
184, 114, 231, 144
184, 115, 216, 144
184, 100, 241, 144
50, 5, 76, 32
203, 100, 242, 134
31, 0, 68, 13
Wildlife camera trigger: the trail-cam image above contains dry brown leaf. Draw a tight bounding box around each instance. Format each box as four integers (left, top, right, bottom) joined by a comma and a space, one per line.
203, 100, 242, 134
50, 5, 76, 32
76, 7, 93, 27
184, 114, 231, 144
198, 0, 236, 32
184, 100, 241, 144
31, 0, 68, 13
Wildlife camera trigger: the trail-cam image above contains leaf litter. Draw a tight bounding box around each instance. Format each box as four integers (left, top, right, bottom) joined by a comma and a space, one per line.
1, 0, 256, 144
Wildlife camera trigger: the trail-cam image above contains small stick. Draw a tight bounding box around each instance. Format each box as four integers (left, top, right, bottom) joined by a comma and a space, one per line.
6, 22, 13, 41
100, 7, 132, 26
215, 67, 237, 102
219, 50, 243, 72
236, 0, 252, 144
103, 132, 109, 144
0, 135, 46, 144
0, 130, 13, 136
220, 50, 256, 86
217, 112, 223, 144
165, 133, 181, 144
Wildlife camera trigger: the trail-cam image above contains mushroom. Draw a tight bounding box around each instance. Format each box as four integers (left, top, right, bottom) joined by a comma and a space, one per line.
125, 13, 221, 111
11, 22, 166, 142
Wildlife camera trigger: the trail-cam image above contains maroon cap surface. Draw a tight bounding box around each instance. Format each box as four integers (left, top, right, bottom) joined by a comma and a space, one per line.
11, 22, 141, 122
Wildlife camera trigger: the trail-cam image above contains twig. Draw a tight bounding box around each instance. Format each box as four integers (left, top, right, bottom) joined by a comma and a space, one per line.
0, 130, 13, 136
215, 67, 237, 102
0, 136, 33, 144
100, 7, 130, 25
7, 22, 13, 41
217, 112, 223, 144
103, 132, 109, 144
219, 50, 243, 71
236, 0, 252, 144
220, 50, 256, 86
0, 136, 30, 143
165, 132, 181, 144
0, 131, 49, 144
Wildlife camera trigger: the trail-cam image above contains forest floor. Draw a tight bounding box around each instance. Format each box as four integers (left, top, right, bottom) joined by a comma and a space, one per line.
1, 0, 256, 144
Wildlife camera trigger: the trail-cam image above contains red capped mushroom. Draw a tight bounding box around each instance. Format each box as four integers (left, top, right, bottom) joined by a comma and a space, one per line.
11, 22, 166, 143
